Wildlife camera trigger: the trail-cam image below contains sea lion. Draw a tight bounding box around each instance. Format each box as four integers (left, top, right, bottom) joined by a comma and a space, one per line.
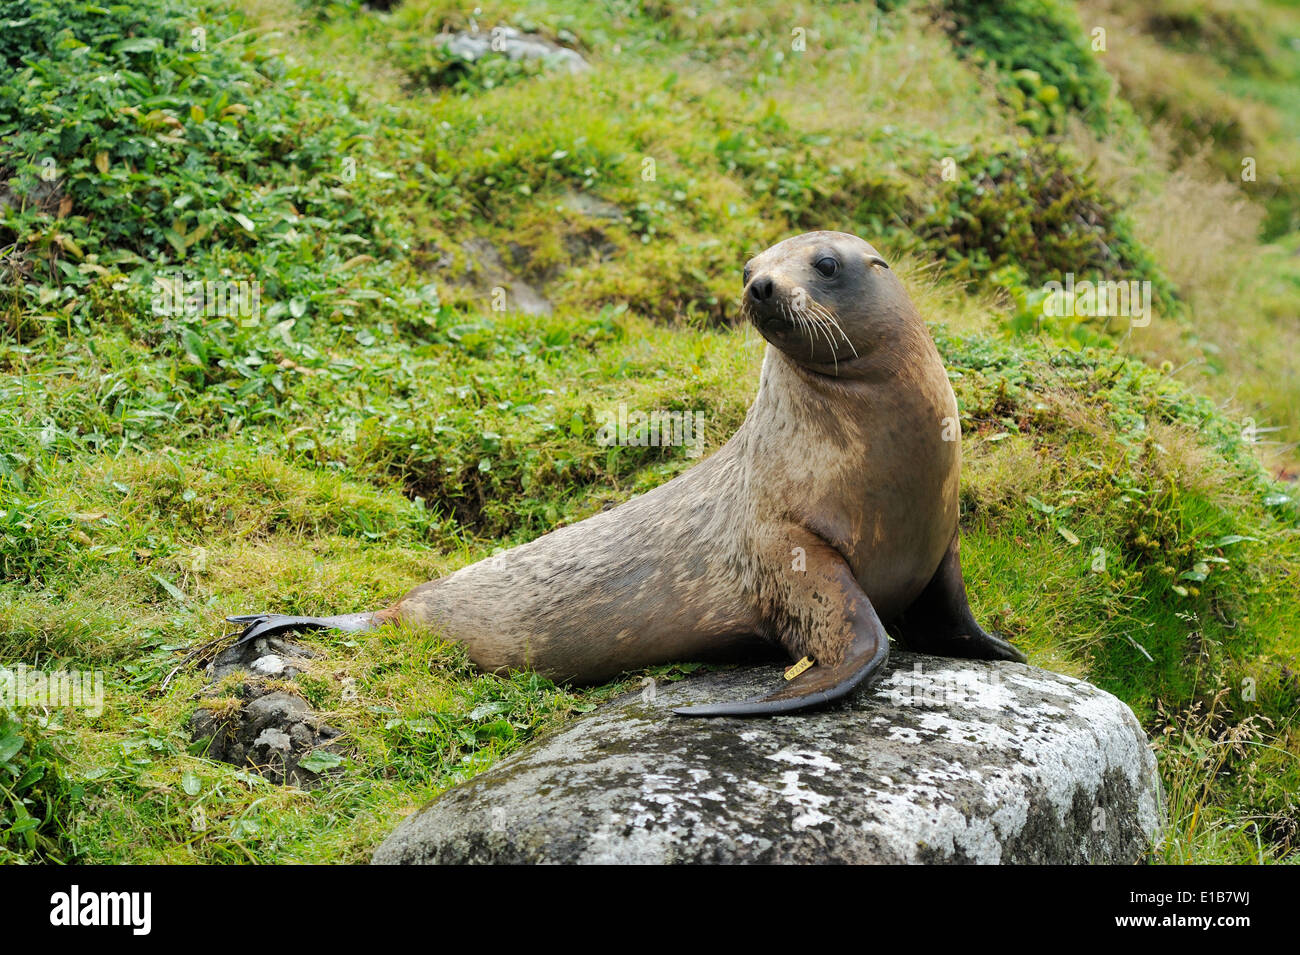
229, 231, 1025, 716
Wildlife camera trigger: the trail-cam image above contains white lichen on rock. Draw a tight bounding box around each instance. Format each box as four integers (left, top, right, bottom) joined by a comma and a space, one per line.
373, 652, 1162, 864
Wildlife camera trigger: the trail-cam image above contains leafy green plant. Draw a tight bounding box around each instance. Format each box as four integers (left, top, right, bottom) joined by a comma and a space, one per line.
940, 0, 1113, 132
0, 0, 410, 337
912, 141, 1176, 314
0, 705, 70, 862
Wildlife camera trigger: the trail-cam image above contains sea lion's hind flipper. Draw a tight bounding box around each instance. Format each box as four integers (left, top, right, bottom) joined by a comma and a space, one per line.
225, 611, 378, 649
671, 622, 888, 717
893, 531, 1027, 663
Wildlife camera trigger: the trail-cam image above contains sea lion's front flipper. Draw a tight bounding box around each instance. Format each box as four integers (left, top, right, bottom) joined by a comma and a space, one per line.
892, 531, 1027, 663
674, 537, 889, 717
671, 619, 888, 717
225, 611, 378, 649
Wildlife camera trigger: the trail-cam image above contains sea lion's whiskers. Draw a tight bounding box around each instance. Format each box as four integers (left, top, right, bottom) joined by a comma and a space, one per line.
791, 288, 835, 353
783, 301, 814, 351
811, 301, 858, 358
737, 300, 768, 351
791, 299, 840, 373
806, 304, 837, 345
809, 307, 842, 365
811, 313, 839, 367
810, 304, 838, 347
811, 309, 841, 374
799, 304, 817, 353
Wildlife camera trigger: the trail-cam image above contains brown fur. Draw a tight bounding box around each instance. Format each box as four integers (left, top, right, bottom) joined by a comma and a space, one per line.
383, 232, 966, 683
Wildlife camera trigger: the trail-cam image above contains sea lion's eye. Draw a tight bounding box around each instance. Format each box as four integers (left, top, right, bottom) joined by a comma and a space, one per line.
814, 256, 839, 278
742, 264, 753, 288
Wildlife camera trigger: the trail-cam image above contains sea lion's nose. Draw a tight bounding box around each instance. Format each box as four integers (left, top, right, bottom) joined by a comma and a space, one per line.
748, 275, 775, 304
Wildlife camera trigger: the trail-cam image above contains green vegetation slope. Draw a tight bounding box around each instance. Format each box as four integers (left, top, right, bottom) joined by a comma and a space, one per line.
1, 0, 1297, 863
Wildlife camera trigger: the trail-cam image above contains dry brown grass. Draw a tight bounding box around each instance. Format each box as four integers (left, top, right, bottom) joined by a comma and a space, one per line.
1066, 3, 1300, 457
897, 252, 1005, 337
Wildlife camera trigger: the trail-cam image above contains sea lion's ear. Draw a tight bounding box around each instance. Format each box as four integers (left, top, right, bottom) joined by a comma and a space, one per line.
867, 254, 889, 270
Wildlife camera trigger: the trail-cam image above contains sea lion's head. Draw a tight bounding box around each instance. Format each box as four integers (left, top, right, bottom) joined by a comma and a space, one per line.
741, 231, 915, 376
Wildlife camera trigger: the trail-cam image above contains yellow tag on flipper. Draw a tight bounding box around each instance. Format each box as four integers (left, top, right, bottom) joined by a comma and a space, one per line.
784, 656, 814, 680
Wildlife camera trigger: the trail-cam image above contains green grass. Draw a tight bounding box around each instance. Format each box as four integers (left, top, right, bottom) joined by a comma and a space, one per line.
1, 0, 1298, 863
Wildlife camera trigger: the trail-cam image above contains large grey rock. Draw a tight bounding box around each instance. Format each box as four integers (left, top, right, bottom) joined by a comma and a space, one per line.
373, 652, 1162, 864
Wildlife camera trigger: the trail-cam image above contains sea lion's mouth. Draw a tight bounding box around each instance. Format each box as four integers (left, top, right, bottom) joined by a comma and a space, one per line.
741, 298, 801, 334
739, 300, 785, 335
743, 292, 860, 371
